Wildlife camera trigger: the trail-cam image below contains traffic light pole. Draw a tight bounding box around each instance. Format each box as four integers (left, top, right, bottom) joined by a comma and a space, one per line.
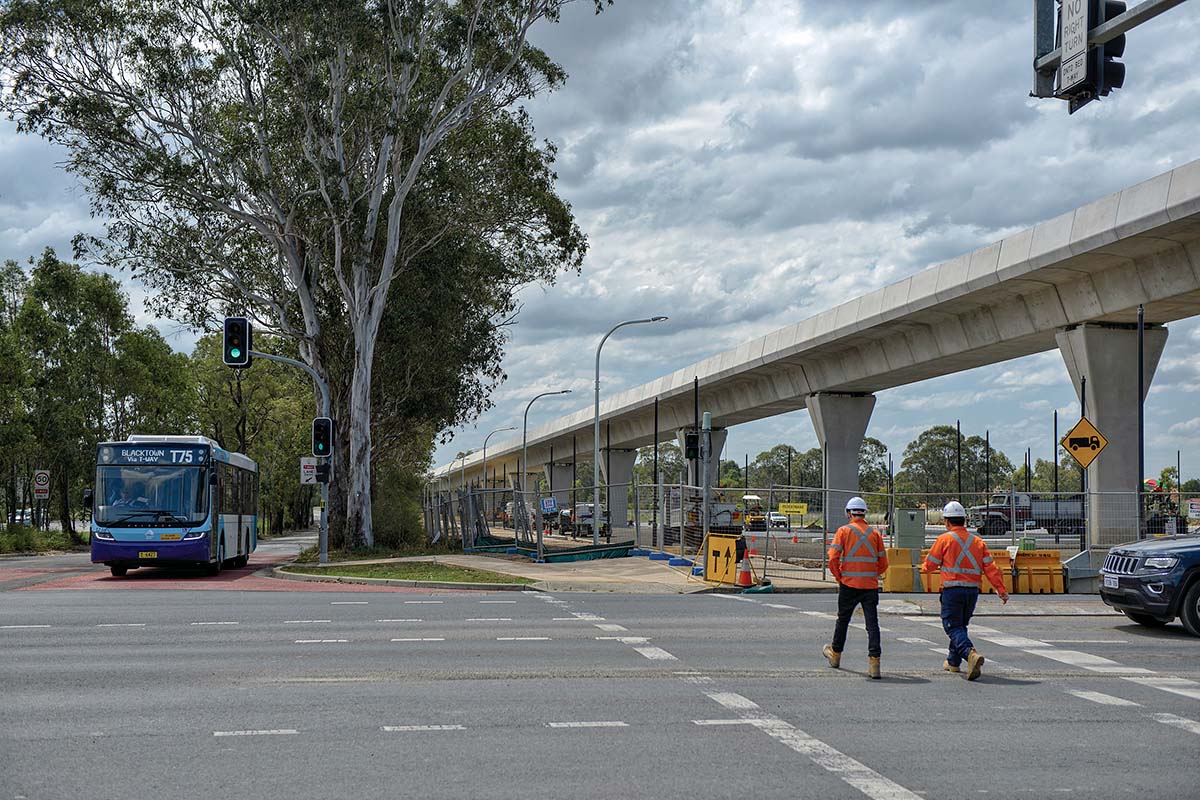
250, 350, 331, 564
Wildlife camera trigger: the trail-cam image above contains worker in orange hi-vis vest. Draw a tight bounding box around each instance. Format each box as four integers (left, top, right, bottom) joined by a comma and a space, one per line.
921, 501, 1009, 681
822, 497, 889, 679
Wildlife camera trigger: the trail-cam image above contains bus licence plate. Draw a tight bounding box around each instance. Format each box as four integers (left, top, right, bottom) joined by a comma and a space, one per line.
1103, 574, 1118, 589
138, 551, 158, 559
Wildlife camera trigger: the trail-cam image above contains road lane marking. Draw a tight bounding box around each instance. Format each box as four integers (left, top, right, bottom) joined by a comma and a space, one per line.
191, 621, 238, 626
1043, 639, 1128, 644
404, 601, 443, 604
97, 623, 146, 628
479, 600, 516, 604
284, 620, 332, 624
1151, 713, 1200, 736
571, 613, 605, 620
382, 725, 465, 732
897, 637, 935, 645
1123, 676, 1200, 701
330, 601, 368, 605
711, 595, 757, 603
764, 603, 797, 609
704, 692, 921, 800
1066, 690, 1141, 707
693, 718, 775, 726
391, 638, 445, 642
295, 639, 348, 643
1, 625, 51, 629
596, 636, 651, 643
594, 624, 627, 632
707, 692, 761, 710
633, 646, 678, 661
546, 721, 628, 728
213, 729, 298, 736
1022, 649, 1153, 674
496, 636, 551, 641
799, 611, 838, 620
377, 619, 423, 623
466, 618, 513, 622
850, 621, 892, 632
551, 617, 584, 621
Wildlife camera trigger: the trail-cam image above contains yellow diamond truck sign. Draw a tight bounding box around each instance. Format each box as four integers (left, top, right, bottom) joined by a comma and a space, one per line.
1061, 417, 1108, 469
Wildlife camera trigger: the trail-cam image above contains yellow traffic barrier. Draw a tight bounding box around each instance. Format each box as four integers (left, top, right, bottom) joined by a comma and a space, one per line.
1014, 551, 1064, 594
980, 550, 1014, 595
881, 548, 915, 592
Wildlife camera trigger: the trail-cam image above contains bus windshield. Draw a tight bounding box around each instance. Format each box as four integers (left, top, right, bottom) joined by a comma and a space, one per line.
94, 465, 209, 527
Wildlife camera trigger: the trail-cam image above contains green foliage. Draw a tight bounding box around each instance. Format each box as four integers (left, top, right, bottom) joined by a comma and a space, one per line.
894, 425, 1016, 495
371, 462, 428, 550
634, 442, 684, 485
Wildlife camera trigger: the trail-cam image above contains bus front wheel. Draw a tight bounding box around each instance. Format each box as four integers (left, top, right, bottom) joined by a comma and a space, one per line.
110, 566, 128, 577
207, 543, 224, 577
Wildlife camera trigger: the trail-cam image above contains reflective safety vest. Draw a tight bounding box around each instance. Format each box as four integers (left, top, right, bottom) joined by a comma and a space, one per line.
828, 519, 888, 590
922, 526, 1007, 592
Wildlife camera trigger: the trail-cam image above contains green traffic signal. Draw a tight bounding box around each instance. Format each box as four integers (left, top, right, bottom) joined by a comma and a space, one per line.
230, 348, 241, 359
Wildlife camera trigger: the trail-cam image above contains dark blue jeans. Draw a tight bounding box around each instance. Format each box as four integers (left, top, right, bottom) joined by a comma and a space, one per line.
831, 585, 881, 657
940, 586, 980, 667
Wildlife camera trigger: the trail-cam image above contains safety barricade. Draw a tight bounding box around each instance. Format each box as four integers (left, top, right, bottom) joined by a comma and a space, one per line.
881, 548, 918, 593
901, 548, 1063, 594
979, 550, 1013, 595
1014, 550, 1064, 594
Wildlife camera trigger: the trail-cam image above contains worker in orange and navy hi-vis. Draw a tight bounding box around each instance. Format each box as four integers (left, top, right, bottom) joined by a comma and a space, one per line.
823, 497, 889, 679
921, 501, 1009, 681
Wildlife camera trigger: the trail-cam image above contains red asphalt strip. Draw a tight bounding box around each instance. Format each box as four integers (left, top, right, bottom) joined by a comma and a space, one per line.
16, 555, 467, 593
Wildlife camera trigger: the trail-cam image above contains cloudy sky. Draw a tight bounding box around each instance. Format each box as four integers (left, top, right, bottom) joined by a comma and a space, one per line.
4, 0, 1200, 481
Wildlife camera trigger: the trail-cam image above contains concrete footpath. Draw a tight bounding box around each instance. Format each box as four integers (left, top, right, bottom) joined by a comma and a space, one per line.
276, 553, 1121, 614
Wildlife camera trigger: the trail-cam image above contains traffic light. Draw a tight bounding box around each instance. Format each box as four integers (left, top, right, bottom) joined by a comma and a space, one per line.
684, 432, 700, 460
222, 317, 252, 367
1094, 1, 1126, 97
311, 417, 333, 458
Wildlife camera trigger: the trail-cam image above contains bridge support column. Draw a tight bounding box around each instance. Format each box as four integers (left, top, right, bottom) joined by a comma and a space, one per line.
1056, 323, 1168, 549
806, 393, 876, 520
675, 428, 728, 489
543, 463, 573, 513
599, 449, 638, 529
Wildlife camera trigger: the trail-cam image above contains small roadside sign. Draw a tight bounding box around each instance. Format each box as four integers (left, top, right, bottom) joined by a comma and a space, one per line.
705, 533, 741, 584
33, 470, 50, 500
1058, 0, 1089, 93
1188, 498, 1200, 520
540, 496, 558, 515
1061, 417, 1108, 469
300, 457, 317, 485
778, 502, 808, 515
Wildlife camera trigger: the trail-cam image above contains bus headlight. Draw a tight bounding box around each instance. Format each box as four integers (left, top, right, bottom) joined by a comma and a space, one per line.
183, 529, 207, 540
92, 529, 114, 540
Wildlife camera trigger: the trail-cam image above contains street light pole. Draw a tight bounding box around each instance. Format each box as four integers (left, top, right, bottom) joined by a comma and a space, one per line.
594, 316, 669, 546
523, 390, 572, 495
482, 425, 516, 522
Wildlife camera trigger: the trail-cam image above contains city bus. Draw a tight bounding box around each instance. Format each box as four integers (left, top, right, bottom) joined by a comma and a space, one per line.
87, 435, 258, 577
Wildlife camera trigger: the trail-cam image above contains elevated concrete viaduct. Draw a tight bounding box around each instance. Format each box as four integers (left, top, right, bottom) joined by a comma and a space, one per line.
441, 159, 1200, 544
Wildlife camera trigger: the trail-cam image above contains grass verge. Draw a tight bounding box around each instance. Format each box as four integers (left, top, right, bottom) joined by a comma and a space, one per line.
0, 526, 88, 555
284, 561, 535, 585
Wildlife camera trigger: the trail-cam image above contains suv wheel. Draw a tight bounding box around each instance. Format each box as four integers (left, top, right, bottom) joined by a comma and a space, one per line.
1122, 610, 1168, 628
1180, 580, 1200, 638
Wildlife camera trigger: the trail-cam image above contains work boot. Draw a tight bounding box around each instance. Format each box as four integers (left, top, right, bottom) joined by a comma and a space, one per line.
868, 656, 881, 680
943, 660, 961, 673
966, 648, 985, 681
822, 644, 841, 668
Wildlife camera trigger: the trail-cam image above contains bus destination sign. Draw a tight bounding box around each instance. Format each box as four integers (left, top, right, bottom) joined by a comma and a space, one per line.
100, 445, 209, 466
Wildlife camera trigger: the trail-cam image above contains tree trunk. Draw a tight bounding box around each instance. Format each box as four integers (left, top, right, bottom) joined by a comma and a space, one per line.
346, 336, 376, 548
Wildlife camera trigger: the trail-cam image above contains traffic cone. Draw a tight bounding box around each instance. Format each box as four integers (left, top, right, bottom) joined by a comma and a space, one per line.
736, 556, 754, 588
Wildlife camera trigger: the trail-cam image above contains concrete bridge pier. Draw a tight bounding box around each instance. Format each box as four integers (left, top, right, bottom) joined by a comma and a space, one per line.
599, 449, 638, 528
1056, 322, 1169, 548
675, 428, 728, 489
806, 392, 876, 520
543, 462, 573, 512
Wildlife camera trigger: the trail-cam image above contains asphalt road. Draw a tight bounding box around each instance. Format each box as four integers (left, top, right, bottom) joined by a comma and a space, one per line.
2, 557, 1198, 799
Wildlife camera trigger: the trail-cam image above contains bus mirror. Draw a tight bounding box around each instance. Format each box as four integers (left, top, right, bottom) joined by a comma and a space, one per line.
83, 488, 93, 509
209, 470, 218, 486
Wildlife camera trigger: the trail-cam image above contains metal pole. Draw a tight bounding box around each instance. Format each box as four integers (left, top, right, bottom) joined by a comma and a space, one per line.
956, 419, 962, 497
1138, 304, 1145, 537
249, 349, 331, 564
701, 412, 711, 546
595, 316, 668, 547
985, 430, 990, 495
524, 391, 570, 496
1081, 375, 1089, 553
653, 397, 659, 542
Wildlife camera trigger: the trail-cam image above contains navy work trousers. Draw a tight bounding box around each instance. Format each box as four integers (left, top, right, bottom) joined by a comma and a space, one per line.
940, 585, 980, 667
831, 584, 881, 657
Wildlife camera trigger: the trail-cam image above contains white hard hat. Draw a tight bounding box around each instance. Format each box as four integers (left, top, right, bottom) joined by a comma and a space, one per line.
943, 501, 966, 517
845, 496, 868, 513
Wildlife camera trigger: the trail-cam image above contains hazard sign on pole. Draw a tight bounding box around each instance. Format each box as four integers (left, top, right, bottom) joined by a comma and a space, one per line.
1060, 417, 1108, 469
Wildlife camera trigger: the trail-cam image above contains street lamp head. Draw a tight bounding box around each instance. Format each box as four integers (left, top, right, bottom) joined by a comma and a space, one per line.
557, 389, 573, 395
651, 315, 669, 322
